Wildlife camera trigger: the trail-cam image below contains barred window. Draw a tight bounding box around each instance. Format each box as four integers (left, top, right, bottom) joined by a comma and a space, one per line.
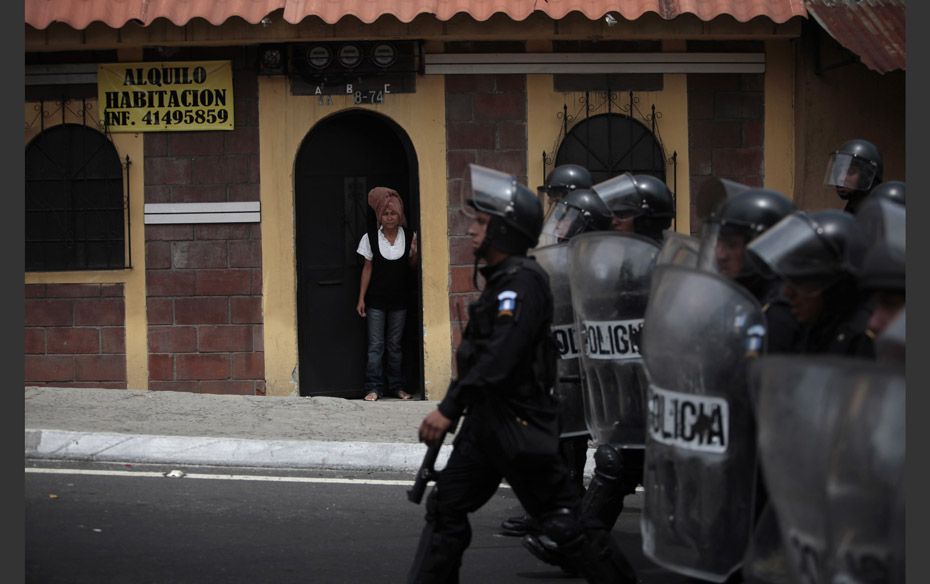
25, 124, 126, 271
555, 113, 666, 184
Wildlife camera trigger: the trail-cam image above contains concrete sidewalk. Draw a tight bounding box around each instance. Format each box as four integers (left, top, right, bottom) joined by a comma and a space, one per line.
24, 386, 451, 472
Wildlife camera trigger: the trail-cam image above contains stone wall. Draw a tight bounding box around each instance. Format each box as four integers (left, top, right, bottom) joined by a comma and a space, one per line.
25, 284, 127, 388
687, 42, 765, 233
143, 47, 264, 395
445, 71, 528, 366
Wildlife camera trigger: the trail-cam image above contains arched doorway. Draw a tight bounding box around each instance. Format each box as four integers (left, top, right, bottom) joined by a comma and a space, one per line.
294, 110, 422, 398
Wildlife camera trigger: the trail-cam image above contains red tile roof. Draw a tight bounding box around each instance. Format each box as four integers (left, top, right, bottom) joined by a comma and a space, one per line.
806, 0, 905, 73
25, 0, 808, 30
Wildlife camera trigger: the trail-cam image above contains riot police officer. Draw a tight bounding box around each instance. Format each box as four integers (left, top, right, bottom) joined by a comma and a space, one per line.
746, 209, 874, 357
750, 221, 904, 583
707, 187, 799, 352
537, 163, 594, 202
408, 164, 636, 584
501, 186, 612, 537
537, 187, 613, 247
593, 172, 675, 242
523, 173, 673, 571
823, 138, 883, 214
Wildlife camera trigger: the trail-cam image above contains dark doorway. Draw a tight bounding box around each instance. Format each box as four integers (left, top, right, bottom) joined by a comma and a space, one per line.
295, 110, 422, 398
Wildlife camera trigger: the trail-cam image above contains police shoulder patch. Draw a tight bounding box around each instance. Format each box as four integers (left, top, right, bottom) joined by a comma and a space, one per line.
497, 290, 518, 317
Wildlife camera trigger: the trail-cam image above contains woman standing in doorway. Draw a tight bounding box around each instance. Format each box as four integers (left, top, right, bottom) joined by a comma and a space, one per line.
356, 187, 418, 401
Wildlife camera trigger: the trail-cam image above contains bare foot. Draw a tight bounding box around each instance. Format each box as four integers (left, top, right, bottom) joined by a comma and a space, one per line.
364, 392, 379, 401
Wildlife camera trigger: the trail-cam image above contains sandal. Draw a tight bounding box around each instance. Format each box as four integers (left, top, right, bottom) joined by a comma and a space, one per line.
364, 392, 380, 401
394, 390, 413, 400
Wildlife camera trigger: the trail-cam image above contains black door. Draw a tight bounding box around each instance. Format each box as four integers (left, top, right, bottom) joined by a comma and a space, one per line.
295, 110, 422, 398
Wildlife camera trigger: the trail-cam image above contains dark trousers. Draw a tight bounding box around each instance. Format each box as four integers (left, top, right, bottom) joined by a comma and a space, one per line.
408, 419, 580, 583
364, 307, 406, 396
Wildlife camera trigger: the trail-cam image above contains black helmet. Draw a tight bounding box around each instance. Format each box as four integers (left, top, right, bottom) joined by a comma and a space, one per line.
747, 209, 868, 284
539, 187, 612, 245
633, 174, 675, 219
592, 173, 674, 219
465, 164, 543, 254
538, 164, 593, 200
856, 194, 906, 251
824, 138, 884, 198
858, 240, 905, 293
868, 180, 905, 207
714, 188, 795, 240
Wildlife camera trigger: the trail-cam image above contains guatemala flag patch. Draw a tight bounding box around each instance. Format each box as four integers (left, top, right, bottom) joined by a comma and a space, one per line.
497, 290, 517, 317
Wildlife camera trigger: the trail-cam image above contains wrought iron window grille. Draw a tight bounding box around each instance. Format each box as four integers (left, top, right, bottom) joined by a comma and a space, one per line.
25, 98, 132, 272
542, 90, 678, 229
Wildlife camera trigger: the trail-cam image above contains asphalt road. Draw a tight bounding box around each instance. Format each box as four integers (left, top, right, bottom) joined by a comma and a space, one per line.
26, 461, 696, 584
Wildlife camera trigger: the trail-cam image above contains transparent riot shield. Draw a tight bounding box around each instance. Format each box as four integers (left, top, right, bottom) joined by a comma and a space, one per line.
856, 195, 906, 251
826, 362, 905, 584
752, 355, 905, 584
877, 308, 905, 365
532, 242, 587, 437
693, 176, 752, 274
567, 231, 660, 448
639, 264, 766, 582
656, 231, 700, 268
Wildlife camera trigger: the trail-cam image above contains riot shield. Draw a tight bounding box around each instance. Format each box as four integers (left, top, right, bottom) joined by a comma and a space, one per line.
693, 177, 752, 273
877, 308, 905, 365
567, 231, 660, 448
856, 195, 906, 251
656, 231, 700, 268
752, 355, 905, 584
532, 242, 587, 437
639, 264, 766, 582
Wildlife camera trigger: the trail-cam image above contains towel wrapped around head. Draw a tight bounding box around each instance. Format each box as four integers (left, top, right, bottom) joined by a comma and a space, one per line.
368, 186, 406, 228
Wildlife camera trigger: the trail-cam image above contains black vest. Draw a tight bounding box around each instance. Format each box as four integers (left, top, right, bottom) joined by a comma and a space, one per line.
365, 226, 410, 310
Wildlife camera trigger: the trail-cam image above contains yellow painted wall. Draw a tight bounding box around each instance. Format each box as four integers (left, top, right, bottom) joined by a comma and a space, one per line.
764, 40, 796, 199
527, 74, 691, 234
258, 76, 451, 397
24, 101, 149, 389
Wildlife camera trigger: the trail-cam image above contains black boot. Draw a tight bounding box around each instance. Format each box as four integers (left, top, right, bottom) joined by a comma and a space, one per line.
523, 529, 638, 583
522, 532, 579, 575
500, 514, 540, 537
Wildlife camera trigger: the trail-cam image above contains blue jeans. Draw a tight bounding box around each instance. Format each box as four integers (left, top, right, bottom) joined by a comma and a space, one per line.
364, 307, 406, 396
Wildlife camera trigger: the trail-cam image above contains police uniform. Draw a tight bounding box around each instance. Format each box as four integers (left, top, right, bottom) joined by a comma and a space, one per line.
735, 272, 799, 354
791, 297, 874, 358
410, 164, 636, 584
409, 255, 581, 582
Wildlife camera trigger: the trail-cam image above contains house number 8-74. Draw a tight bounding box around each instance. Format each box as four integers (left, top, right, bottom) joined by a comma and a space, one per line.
354, 90, 385, 104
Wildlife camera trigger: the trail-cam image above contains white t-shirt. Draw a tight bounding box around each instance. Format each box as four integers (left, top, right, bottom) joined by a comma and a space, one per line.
356, 226, 407, 261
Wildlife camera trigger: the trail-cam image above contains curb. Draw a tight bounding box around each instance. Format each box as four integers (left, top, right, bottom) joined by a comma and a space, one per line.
25, 429, 452, 472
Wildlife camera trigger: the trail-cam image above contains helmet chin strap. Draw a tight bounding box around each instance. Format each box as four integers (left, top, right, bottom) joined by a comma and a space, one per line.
472, 237, 490, 291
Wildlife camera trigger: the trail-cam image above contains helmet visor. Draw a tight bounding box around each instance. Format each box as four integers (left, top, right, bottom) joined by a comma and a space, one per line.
460, 164, 516, 219
592, 173, 642, 216
746, 214, 841, 281
824, 152, 879, 191
539, 203, 583, 247
537, 184, 572, 202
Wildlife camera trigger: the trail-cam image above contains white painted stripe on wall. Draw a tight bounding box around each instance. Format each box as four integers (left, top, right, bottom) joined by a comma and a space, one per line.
424, 52, 765, 74
427, 63, 765, 74
425, 52, 764, 64
143, 202, 261, 224
144, 212, 261, 224
144, 202, 260, 214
